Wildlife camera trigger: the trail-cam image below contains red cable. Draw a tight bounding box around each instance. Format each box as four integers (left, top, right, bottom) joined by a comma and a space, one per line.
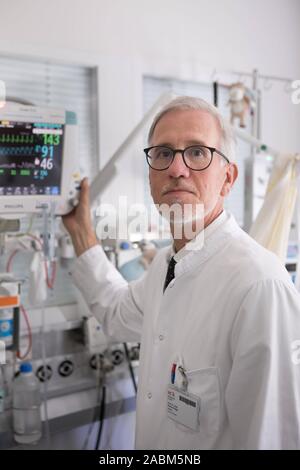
6, 235, 55, 359
26, 233, 56, 289
6, 250, 32, 358
6, 249, 20, 273
7, 233, 57, 289
43, 259, 57, 289
17, 305, 32, 360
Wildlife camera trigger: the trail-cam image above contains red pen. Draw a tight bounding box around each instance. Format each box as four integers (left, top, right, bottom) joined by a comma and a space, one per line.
171, 363, 177, 384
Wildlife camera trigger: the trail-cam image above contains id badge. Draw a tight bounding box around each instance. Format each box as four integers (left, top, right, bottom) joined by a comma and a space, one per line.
167, 385, 201, 431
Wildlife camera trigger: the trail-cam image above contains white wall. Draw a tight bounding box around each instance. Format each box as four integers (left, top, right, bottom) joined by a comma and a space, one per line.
0, 0, 299, 205
0, 0, 299, 74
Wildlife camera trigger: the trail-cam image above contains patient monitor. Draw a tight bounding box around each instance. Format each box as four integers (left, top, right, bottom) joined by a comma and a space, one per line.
0, 103, 80, 215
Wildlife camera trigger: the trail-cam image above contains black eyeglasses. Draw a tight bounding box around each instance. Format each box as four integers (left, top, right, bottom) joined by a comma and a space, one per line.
144, 145, 230, 171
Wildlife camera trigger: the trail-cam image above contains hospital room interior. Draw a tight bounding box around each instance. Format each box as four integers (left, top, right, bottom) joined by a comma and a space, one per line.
0, 0, 300, 451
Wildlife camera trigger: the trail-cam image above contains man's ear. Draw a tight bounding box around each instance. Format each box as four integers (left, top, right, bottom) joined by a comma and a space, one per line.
220, 163, 238, 197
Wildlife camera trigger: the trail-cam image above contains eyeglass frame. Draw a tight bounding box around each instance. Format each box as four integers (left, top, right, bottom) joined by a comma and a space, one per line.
144, 144, 230, 171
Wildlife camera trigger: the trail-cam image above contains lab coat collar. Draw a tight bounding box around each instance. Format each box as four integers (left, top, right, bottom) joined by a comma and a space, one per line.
166, 211, 240, 277
172, 210, 228, 263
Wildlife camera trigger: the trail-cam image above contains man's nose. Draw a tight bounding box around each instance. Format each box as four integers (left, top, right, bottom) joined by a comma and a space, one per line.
167, 152, 190, 178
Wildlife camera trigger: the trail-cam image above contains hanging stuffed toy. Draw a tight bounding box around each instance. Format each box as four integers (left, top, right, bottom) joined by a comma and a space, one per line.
227, 82, 252, 128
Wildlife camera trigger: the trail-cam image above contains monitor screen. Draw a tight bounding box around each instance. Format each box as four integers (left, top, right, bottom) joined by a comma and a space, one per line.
0, 120, 64, 196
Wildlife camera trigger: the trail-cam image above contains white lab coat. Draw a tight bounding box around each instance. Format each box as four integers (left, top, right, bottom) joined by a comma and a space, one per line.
70, 212, 300, 449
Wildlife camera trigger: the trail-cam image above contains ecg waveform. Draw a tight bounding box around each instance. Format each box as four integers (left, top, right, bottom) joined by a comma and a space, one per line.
0, 133, 34, 144
0, 146, 35, 156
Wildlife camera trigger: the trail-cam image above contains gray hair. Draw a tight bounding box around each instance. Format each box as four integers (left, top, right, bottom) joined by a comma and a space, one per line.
147, 96, 236, 162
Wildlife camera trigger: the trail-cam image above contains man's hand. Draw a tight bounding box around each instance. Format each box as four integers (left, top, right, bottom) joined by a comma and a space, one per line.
62, 177, 98, 257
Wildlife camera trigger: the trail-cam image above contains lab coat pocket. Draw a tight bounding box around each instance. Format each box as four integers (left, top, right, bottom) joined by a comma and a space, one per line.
184, 366, 222, 436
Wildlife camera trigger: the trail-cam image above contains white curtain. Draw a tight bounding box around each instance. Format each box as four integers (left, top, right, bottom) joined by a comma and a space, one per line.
250, 153, 300, 264
295, 164, 300, 290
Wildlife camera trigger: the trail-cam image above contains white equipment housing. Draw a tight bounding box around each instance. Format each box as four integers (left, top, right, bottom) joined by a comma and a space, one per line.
0, 103, 80, 215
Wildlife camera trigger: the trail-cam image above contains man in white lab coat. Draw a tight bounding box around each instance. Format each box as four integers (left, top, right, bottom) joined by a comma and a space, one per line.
63, 96, 300, 450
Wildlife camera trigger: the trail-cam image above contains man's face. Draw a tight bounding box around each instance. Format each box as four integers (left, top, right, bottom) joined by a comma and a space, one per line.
149, 108, 234, 219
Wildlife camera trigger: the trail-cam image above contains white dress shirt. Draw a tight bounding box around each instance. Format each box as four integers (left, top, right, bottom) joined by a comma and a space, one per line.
172, 210, 227, 263
70, 211, 300, 449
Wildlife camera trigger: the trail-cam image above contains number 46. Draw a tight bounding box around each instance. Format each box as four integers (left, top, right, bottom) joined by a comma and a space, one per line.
40, 159, 53, 170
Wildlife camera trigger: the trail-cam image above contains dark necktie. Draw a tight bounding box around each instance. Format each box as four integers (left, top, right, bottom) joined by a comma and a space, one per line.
163, 256, 177, 292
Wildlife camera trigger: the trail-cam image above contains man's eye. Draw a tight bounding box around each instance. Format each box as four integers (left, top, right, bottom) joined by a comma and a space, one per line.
154, 149, 171, 159
188, 147, 205, 158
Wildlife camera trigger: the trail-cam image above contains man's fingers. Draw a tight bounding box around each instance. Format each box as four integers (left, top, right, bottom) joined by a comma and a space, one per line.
79, 177, 90, 206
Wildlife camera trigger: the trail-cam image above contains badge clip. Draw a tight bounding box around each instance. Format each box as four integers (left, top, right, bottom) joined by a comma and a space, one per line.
177, 365, 188, 391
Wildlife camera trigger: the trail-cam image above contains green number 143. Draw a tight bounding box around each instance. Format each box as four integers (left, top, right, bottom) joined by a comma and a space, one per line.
43, 134, 60, 145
